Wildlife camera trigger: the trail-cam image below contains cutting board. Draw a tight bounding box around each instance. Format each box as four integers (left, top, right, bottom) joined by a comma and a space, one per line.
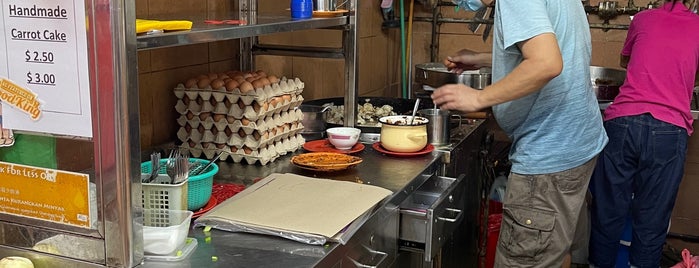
196, 173, 392, 242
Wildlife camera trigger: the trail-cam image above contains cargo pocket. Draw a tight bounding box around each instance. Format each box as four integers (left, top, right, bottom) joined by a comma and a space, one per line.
499, 205, 555, 262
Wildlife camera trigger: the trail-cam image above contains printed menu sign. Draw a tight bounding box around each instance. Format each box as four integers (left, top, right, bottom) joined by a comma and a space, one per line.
0, 161, 92, 228
0, 0, 93, 138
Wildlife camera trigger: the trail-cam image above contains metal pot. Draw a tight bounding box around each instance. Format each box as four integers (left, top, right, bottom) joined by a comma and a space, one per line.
415, 62, 492, 90
590, 66, 626, 102
299, 104, 330, 141
379, 115, 429, 153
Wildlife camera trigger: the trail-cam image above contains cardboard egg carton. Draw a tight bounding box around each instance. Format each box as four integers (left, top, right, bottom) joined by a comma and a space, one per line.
176, 121, 305, 149
174, 77, 305, 104
175, 93, 304, 122
181, 134, 305, 165
176, 109, 303, 134
208, 94, 304, 120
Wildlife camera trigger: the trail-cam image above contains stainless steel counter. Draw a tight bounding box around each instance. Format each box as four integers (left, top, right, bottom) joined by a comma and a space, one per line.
140, 120, 486, 267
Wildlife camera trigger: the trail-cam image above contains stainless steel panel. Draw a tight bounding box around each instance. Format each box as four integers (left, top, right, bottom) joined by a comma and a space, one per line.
136, 16, 349, 50
399, 174, 467, 262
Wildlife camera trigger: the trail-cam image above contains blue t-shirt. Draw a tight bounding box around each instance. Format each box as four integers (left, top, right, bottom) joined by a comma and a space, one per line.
491, 0, 608, 174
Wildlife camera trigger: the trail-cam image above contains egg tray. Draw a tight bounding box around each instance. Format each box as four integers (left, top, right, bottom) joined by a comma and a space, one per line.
182, 134, 305, 165
177, 109, 304, 134
177, 121, 304, 148
175, 93, 304, 122
174, 77, 305, 104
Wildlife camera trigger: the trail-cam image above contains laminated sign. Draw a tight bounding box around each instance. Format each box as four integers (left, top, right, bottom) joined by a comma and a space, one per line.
0, 0, 93, 138
0, 161, 92, 228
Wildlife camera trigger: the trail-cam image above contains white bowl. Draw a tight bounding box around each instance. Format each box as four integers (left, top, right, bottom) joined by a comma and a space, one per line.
326, 127, 361, 150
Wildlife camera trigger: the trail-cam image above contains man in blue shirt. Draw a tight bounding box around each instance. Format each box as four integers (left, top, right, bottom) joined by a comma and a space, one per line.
432, 0, 608, 267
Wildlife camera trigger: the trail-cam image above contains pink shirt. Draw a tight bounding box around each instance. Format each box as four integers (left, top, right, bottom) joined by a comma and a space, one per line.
604, 2, 699, 135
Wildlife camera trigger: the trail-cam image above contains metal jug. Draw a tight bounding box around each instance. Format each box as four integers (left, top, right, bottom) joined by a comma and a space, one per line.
417, 108, 461, 146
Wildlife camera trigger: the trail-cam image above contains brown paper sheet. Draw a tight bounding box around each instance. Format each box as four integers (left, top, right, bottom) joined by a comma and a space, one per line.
201, 173, 392, 238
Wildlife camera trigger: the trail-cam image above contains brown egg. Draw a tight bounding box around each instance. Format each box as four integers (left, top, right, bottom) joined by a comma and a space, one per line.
210, 79, 225, 90
218, 74, 230, 80
269, 97, 280, 107
224, 127, 233, 136
182, 95, 191, 105
199, 112, 211, 121
270, 128, 277, 136
196, 74, 209, 80
211, 128, 219, 135
261, 132, 269, 140
225, 80, 239, 92
281, 94, 292, 103
261, 102, 269, 112
243, 146, 252, 154
258, 77, 270, 87
241, 118, 251, 126
267, 75, 279, 84
184, 78, 197, 88
213, 114, 226, 122
246, 76, 257, 83
201, 142, 213, 149
186, 111, 195, 120
226, 71, 239, 77
256, 70, 267, 78
209, 97, 218, 107
197, 124, 206, 133
195, 97, 204, 105
253, 131, 261, 140
277, 125, 285, 133
184, 124, 192, 133
237, 129, 246, 137
239, 81, 254, 93
188, 140, 197, 148
251, 79, 264, 89
237, 100, 246, 110
226, 116, 236, 124
216, 143, 226, 149
242, 73, 253, 79
252, 102, 261, 112
207, 73, 218, 80
223, 98, 233, 108
230, 146, 238, 153
197, 78, 211, 89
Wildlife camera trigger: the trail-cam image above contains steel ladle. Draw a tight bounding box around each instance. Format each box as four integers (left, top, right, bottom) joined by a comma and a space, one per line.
408, 98, 420, 125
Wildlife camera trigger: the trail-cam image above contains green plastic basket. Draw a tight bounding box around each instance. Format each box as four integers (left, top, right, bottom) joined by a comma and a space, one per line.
141, 158, 219, 211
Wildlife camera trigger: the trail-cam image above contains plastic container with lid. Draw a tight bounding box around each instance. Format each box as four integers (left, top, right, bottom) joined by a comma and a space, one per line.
291, 0, 313, 19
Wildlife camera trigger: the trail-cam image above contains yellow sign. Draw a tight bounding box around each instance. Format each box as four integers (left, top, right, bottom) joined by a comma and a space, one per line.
0, 78, 42, 120
0, 162, 91, 228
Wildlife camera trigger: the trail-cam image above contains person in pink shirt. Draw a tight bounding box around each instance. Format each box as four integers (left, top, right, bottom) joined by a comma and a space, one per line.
589, 1, 699, 267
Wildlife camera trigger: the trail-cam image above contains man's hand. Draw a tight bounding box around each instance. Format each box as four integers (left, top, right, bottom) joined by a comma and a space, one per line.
443, 49, 492, 74
431, 84, 485, 113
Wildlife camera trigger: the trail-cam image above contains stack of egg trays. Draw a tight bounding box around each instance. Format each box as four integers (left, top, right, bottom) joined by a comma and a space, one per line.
175, 76, 306, 165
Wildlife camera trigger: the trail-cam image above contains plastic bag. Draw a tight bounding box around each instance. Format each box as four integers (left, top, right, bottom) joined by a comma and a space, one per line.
671, 249, 699, 268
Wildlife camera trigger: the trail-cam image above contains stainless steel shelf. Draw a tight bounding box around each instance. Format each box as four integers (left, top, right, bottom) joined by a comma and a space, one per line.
136, 16, 348, 50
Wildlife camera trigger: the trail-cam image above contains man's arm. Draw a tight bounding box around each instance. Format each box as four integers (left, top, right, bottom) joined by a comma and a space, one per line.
475, 32, 563, 107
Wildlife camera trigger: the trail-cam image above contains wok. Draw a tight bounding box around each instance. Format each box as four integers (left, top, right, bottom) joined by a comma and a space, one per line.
302, 97, 434, 133
415, 62, 492, 90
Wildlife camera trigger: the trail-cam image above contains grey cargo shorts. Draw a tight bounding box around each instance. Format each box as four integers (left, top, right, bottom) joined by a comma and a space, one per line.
494, 157, 597, 268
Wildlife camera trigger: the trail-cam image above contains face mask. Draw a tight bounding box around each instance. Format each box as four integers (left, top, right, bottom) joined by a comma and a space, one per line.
453, 0, 484, 11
